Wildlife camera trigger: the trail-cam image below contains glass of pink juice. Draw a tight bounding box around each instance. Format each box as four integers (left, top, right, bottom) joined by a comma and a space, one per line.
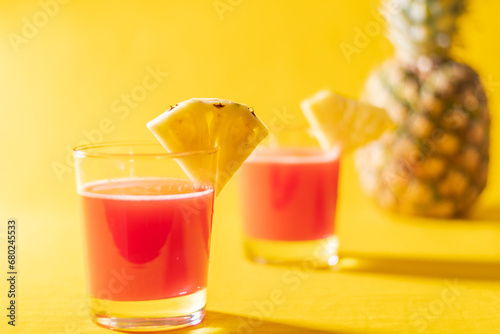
73, 142, 218, 332
239, 130, 340, 267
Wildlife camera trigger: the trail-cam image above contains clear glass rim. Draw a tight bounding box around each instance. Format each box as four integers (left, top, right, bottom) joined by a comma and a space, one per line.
73, 141, 219, 159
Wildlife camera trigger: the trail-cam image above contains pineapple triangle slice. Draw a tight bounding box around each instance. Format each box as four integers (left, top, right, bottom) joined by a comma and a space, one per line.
147, 98, 269, 195
301, 90, 394, 153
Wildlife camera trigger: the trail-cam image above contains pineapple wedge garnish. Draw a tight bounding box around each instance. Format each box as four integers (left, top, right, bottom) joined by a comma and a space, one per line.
147, 98, 268, 195
301, 90, 394, 153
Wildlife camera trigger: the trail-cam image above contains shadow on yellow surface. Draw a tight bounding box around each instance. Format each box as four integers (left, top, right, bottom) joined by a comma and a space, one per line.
168, 310, 389, 334
336, 254, 500, 281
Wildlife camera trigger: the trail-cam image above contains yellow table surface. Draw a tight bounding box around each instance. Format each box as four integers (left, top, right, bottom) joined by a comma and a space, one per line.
1, 0, 500, 333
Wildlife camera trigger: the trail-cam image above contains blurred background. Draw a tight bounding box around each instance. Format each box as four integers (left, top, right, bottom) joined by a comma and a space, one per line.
1, 0, 500, 333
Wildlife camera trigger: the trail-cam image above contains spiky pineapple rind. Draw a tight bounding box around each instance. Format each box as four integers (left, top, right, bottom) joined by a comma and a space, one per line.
357, 59, 489, 218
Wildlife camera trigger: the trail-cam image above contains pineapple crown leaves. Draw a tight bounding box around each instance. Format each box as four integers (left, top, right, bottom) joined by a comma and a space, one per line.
382, 0, 466, 62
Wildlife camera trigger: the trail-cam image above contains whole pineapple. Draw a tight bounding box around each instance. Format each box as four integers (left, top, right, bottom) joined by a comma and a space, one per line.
356, 0, 490, 218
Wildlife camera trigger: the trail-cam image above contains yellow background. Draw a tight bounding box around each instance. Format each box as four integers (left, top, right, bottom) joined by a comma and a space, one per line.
1, 0, 500, 333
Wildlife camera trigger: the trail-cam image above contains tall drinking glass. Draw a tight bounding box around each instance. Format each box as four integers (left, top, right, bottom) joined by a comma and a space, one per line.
239, 129, 340, 267
73, 142, 218, 332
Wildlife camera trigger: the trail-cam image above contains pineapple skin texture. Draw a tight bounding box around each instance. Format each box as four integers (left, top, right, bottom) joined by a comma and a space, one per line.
356, 59, 490, 218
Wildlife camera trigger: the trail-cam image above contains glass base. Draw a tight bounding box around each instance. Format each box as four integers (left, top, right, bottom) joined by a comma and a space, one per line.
244, 235, 339, 268
89, 289, 206, 332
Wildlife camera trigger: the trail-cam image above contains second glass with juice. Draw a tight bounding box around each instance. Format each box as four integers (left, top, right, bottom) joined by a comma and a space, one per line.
239, 130, 340, 267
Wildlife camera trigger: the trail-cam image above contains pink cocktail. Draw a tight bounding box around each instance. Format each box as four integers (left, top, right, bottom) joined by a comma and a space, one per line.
239, 138, 340, 266
74, 143, 218, 332
80, 178, 214, 301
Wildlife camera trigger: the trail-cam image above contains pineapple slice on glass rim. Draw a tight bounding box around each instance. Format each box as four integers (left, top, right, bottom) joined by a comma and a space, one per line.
147, 98, 269, 195
300, 89, 394, 154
